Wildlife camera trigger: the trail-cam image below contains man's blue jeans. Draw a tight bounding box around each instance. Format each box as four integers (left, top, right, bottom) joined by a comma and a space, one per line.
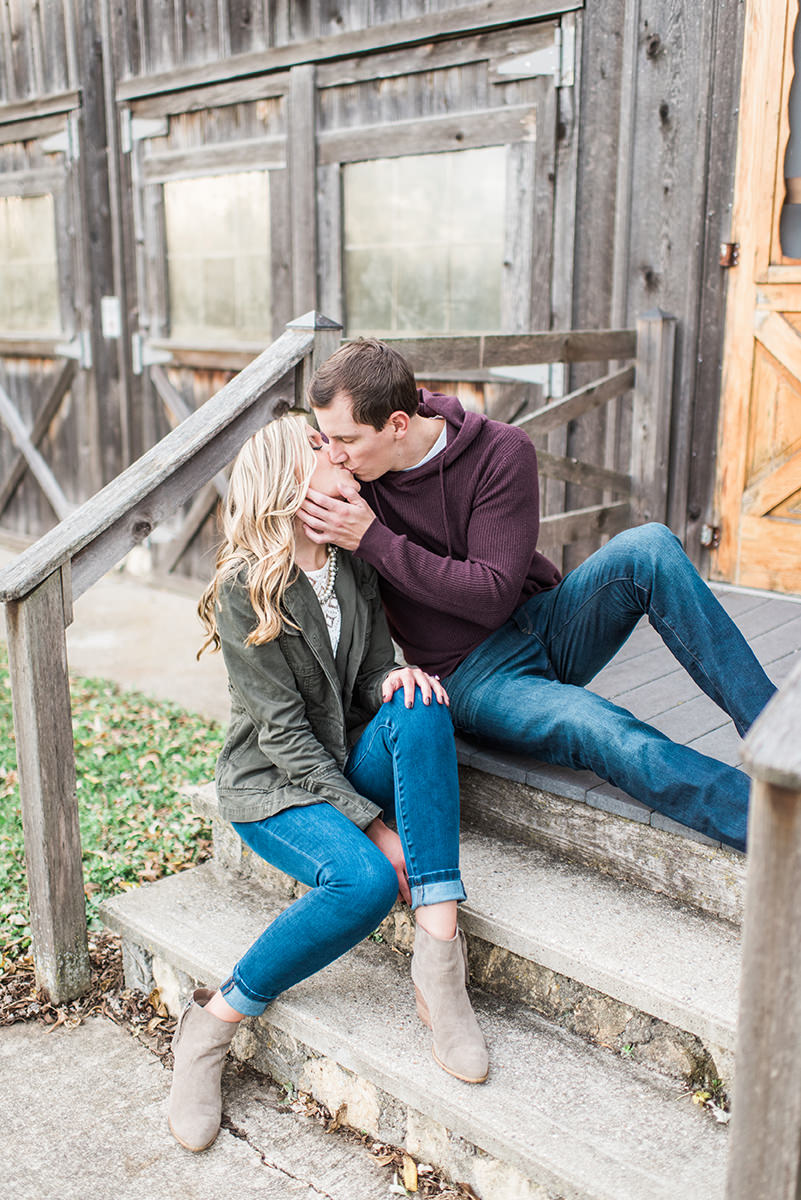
444, 524, 776, 852
219, 692, 464, 1016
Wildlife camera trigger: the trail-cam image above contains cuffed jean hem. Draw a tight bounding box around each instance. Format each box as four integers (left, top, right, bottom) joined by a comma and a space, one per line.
409, 872, 466, 910
219, 973, 271, 1017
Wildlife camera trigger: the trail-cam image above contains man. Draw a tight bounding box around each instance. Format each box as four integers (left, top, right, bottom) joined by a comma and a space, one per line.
299, 338, 776, 852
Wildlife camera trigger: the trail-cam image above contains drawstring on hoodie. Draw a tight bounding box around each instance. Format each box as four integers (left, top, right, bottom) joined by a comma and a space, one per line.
367, 443, 453, 557
438, 454, 452, 557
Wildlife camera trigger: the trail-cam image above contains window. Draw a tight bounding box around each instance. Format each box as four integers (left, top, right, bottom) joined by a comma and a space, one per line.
0, 193, 61, 334
781, 7, 801, 257
343, 147, 506, 336
163, 172, 271, 343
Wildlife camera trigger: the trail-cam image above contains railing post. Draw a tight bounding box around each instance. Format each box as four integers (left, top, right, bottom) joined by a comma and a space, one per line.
631, 309, 676, 525
287, 311, 343, 409
5, 564, 90, 1002
725, 656, 801, 1199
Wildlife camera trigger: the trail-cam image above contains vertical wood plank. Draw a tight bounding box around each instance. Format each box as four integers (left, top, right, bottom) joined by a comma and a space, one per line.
683, 0, 746, 561
725, 776, 801, 1199
288, 311, 342, 409
5, 570, 90, 1003
288, 63, 318, 316
100, 0, 137, 470
269, 165, 293, 338
316, 161, 343, 328
631, 309, 676, 524
99, 0, 135, 475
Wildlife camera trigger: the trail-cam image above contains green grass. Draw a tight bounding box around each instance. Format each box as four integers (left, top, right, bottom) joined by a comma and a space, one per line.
0, 643, 224, 961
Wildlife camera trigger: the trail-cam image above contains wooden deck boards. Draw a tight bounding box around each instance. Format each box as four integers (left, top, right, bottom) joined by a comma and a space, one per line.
589, 585, 801, 769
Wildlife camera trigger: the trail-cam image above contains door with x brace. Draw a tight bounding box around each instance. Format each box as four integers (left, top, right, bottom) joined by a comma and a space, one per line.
0, 110, 96, 539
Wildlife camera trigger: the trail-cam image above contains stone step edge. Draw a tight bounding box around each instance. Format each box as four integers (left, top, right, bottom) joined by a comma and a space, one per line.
185, 784, 737, 1089
454, 736, 726, 850
100, 864, 728, 1200
456, 766, 746, 925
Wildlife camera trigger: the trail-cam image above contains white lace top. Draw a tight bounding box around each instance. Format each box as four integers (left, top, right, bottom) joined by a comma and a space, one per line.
303, 561, 341, 653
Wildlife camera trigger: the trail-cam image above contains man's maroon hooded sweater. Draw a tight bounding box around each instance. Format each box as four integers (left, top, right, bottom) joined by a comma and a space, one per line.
355, 389, 561, 677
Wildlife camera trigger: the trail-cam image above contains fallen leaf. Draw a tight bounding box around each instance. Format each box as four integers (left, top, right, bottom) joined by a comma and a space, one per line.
402, 1153, 418, 1192
327, 1103, 347, 1134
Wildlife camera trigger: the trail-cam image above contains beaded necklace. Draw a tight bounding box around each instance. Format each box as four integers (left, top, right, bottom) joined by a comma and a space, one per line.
306, 544, 338, 603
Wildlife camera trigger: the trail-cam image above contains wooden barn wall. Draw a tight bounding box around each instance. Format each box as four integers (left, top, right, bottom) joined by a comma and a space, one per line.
0, 0, 121, 545
567, 0, 745, 570
0, 0, 745, 578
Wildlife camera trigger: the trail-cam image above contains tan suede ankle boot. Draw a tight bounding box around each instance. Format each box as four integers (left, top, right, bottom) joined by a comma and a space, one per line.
168, 988, 238, 1151
411, 925, 488, 1084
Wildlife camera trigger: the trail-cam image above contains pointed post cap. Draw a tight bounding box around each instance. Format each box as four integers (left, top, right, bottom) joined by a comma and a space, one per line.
286, 312, 343, 331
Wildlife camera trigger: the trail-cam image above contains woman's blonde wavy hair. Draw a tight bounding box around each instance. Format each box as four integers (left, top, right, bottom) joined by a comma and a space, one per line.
198, 414, 317, 655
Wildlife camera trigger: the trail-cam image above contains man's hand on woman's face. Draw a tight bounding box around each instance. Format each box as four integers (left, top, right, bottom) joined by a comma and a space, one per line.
298, 483, 375, 551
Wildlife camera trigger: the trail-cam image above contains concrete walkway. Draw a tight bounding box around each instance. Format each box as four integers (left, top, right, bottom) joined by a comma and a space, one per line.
0, 1017, 393, 1200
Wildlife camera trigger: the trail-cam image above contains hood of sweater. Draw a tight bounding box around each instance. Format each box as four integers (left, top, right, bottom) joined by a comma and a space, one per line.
365, 389, 484, 557
357, 388, 561, 676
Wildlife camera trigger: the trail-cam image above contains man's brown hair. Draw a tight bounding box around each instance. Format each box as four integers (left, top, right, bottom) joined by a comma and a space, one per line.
307, 338, 418, 431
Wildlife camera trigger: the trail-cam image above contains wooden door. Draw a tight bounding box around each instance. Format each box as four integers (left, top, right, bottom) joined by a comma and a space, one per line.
713, 0, 801, 594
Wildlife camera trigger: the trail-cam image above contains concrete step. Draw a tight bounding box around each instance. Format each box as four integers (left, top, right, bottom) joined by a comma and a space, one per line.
100, 863, 729, 1200
188, 782, 740, 1090
454, 739, 747, 924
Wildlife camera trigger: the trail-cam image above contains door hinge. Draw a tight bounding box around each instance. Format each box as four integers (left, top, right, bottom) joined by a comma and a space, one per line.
131, 333, 173, 375
41, 114, 80, 162
55, 331, 92, 369
120, 110, 169, 154
719, 243, 739, 268
493, 21, 575, 86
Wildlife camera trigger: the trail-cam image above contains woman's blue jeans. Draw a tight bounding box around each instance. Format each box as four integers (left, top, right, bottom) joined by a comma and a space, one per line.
445, 524, 776, 853
219, 692, 464, 1016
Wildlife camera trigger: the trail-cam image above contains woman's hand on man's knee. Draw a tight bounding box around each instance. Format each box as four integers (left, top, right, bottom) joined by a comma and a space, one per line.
365, 816, 411, 905
381, 667, 449, 709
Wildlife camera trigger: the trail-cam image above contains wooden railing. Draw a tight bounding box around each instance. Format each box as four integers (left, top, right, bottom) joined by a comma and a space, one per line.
0, 309, 675, 1003
383, 309, 676, 552
0, 312, 341, 1002
725, 656, 801, 1199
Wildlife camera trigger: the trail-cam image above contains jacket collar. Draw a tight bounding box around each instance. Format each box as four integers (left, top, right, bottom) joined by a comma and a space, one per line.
282, 554, 361, 702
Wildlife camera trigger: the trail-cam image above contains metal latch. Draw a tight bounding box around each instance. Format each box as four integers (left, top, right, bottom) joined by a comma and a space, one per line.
719, 243, 740, 268
700, 523, 722, 549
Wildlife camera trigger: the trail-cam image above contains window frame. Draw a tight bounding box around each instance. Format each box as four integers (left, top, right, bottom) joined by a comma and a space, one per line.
0, 168, 74, 346
131, 116, 288, 366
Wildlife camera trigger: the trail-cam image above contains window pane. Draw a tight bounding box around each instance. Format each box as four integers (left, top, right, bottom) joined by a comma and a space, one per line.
344, 147, 506, 336
0, 194, 61, 334
164, 172, 271, 343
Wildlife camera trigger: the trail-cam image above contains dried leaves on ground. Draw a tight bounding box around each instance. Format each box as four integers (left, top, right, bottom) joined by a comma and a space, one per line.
0, 931, 176, 1057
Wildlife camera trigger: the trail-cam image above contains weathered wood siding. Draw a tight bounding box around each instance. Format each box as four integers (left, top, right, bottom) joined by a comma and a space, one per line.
0, 0, 746, 578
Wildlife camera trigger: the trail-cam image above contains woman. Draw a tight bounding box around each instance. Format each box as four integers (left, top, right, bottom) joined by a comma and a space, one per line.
169, 415, 487, 1154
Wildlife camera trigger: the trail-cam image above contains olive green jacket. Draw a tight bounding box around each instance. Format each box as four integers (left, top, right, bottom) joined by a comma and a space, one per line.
215, 552, 397, 828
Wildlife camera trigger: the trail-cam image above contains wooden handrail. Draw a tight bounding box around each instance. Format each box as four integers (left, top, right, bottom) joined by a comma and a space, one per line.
725, 656, 801, 1199
380, 328, 637, 373
0, 320, 319, 605
1, 312, 341, 1003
